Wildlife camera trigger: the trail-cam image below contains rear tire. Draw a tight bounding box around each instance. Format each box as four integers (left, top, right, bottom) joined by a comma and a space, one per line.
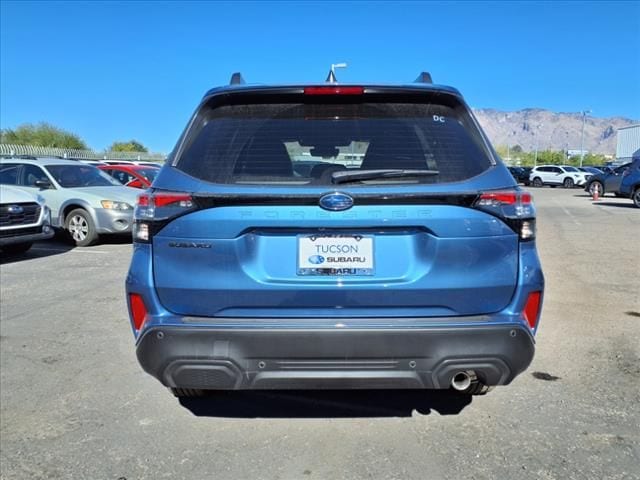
170, 388, 206, 398
563, 177, 574, 188
532, 177, 543, 188
1, 242, 33, 255
633, 187, 640, 208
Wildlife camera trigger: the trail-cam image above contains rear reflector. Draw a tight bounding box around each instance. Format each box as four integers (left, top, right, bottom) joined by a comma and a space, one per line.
523, 291, 542, 330
129, 293, 147, 331
304, 86, 364, 95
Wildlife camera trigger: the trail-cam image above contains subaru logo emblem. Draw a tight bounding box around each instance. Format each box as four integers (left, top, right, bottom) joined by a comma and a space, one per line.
7, 205, 24, 214
308, 255, 325, 265
319, 192, 354, 211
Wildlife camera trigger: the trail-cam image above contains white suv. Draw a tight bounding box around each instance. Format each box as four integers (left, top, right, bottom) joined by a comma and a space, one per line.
0, 185, 54, 254
529, 165, 592, 188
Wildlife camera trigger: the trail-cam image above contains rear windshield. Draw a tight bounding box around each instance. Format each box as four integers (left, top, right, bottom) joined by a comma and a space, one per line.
175, 101, 494, 185
137, 168, 159, 182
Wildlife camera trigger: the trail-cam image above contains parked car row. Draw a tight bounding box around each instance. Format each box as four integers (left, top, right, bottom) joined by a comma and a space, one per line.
506, 160, 639, 207
0, 157, 160, 250
508, 165, 607, 189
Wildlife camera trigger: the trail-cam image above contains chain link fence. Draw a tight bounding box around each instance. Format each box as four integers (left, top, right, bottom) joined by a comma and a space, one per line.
0, 143, 166, 162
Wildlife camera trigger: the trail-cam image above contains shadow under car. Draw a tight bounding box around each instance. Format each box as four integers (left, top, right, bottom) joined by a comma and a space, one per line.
178, 389, 474, 419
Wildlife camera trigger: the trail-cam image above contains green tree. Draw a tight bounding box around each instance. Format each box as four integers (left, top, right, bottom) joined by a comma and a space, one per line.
109, 140, 148, 153
0, 122, 87, 149
580, 153, 607, 166
495, 145, 509, 158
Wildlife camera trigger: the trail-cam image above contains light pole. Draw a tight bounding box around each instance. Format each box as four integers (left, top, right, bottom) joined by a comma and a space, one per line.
534, 124, 542, 166
580, 109, 592, 167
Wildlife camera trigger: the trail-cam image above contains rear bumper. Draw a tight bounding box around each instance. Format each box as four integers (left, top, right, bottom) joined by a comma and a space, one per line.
136, 323, 535, 390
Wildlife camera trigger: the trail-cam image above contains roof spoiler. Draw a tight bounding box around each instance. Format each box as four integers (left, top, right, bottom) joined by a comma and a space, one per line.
415, 72, 433, 84
229, 72, 245, 85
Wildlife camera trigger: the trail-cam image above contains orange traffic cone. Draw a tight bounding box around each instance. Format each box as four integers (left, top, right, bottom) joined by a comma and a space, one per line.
592, 183, 600, 201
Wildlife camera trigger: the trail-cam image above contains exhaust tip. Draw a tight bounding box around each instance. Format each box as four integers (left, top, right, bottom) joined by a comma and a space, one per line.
451, 370, 477, 391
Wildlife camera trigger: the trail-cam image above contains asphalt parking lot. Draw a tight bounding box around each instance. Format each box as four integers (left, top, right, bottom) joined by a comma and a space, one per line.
1, 188, 639, 480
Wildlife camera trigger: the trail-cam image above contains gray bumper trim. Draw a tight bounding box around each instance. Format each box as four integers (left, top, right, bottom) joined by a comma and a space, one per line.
136, 323, 535, 390
0, 229, 54, 246
94, 208, 133, 234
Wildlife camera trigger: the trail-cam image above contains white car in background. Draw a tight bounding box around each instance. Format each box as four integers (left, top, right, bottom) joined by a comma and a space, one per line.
0, 184, 54, 254
529, 165, 593, 188
0, 158, 139, 247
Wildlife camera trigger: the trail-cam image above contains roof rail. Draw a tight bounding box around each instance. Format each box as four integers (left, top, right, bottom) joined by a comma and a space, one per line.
229, 72, 245, 85
415, 72, 433, 84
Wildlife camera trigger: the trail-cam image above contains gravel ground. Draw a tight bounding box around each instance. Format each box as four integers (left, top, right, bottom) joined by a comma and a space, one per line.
1, 188, 639, 480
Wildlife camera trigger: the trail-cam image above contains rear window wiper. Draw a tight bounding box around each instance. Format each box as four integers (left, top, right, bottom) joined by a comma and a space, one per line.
331, 169, 440, 184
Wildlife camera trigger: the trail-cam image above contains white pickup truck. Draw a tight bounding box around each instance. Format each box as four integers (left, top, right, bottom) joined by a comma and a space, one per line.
0, 185, 54, 255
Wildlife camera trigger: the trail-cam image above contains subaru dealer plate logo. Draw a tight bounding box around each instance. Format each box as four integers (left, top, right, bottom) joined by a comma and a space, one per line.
319, 192, 354, 211
308, 255, 325, 265
7, 205, 24, 214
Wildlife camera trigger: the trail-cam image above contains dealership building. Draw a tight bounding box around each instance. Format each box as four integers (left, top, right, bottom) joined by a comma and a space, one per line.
616, 124, 640, 163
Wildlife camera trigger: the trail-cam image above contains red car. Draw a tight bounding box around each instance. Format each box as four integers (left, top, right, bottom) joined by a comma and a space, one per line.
98, 164, 160, 189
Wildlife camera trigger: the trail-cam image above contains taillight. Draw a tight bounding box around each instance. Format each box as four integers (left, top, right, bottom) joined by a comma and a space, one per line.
304, 86, 364, 95
129, 293, 147, 332
474, 190, 536, 241
133, 191, 195, 243
477, 191, 531, 205
523, 291, 542, 330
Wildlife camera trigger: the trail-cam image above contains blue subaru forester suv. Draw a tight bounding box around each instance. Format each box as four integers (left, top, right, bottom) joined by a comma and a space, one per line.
126, 73, 544, 397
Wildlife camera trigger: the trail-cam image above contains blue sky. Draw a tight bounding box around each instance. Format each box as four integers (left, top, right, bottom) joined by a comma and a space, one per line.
1, 0, 639, 152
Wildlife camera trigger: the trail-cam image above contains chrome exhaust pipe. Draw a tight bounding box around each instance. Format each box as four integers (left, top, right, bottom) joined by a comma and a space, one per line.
451, 370, 477, 391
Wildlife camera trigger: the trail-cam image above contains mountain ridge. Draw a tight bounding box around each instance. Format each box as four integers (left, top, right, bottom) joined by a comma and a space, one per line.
472, 108, 638, 154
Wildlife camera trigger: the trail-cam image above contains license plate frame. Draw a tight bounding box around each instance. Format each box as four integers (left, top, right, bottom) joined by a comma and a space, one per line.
297, 234, 374, 276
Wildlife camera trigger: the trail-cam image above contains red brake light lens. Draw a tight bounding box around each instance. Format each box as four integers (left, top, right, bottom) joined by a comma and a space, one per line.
304, 86, 364, 95
129, 293, 147, 331
135, 193, 193, 209
478, 191, 531, 206
523, 291, 542, 330
153, 193, 193, 208
137, 194, 150, 207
